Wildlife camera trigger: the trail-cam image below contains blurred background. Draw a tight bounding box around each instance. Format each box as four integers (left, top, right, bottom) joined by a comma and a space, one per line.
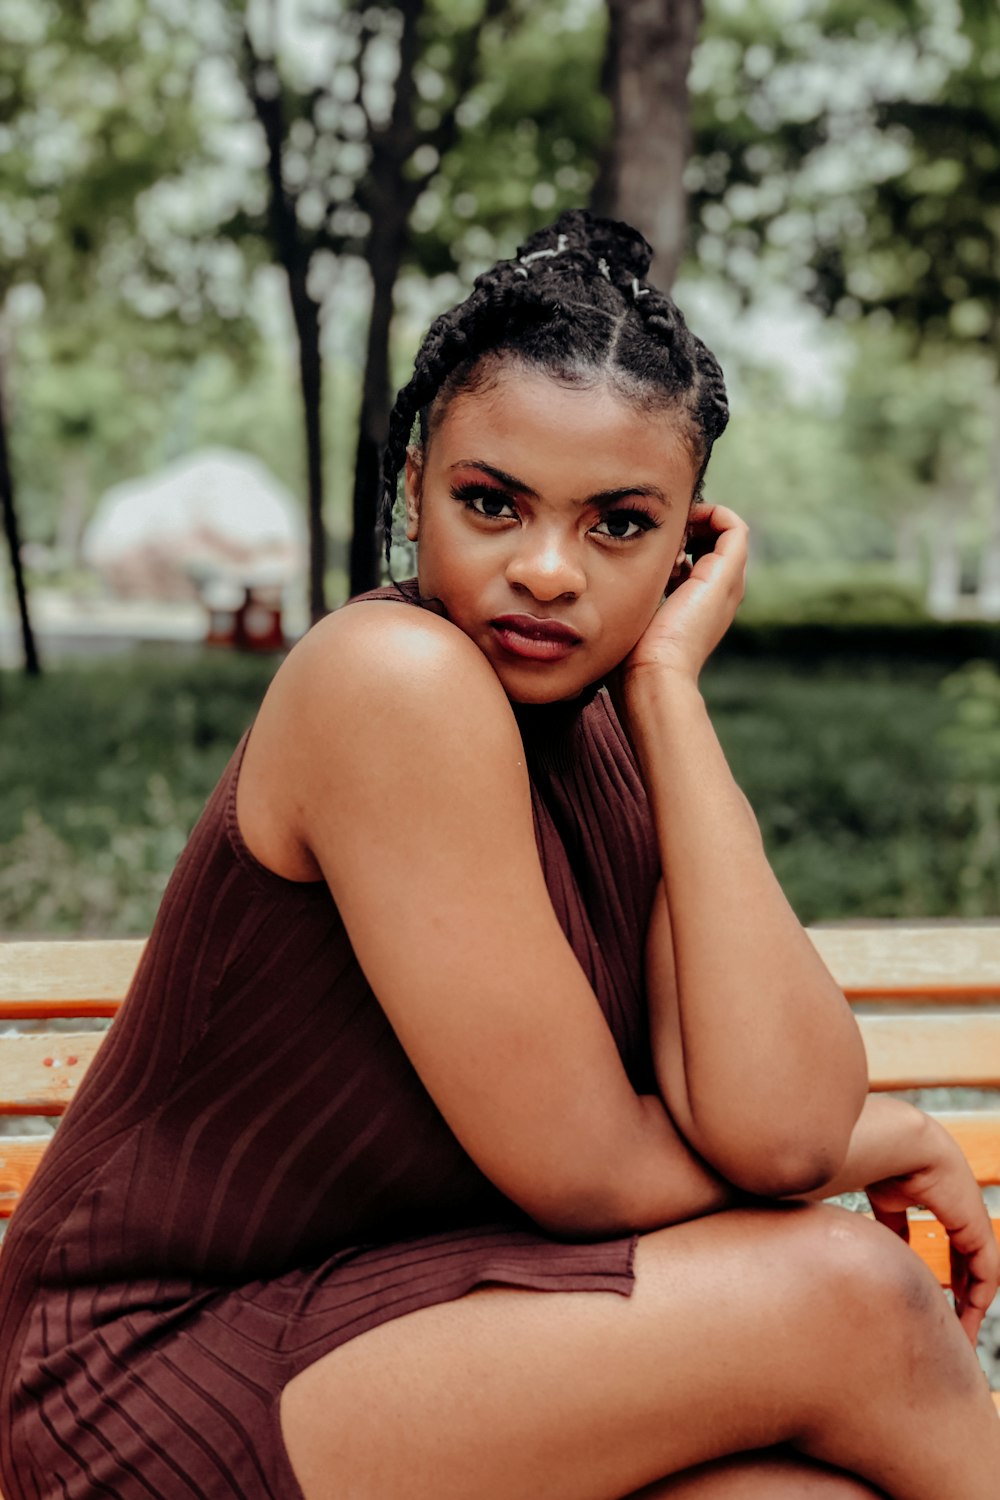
1, 0, 999, 935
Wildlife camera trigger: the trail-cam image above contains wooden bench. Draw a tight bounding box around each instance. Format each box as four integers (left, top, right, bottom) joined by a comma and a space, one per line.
1, 926, 998, 1417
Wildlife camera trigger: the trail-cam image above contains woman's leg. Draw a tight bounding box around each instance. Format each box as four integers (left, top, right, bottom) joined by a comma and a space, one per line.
280, 1203, 1000, 1500
628, 1448, 887, 1497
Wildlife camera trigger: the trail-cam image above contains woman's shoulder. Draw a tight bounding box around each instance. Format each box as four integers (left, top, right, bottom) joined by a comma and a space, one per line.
291, 585, 506, 715
236, 585, 526, 881
256, 583, 521, 786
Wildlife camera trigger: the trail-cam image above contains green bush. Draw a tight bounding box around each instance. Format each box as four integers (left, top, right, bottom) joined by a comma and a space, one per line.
1, 651, 275, 934
702, 658, 972, 923
0, 647, 992, 933
741, 565, 928, 626
937, 660, 1000, 915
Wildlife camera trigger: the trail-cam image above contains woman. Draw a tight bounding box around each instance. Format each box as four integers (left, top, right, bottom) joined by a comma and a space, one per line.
1, 211, 997, 1500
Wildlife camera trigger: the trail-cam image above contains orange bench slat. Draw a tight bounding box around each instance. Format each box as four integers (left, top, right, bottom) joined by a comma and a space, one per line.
0, 1034, 105, 1116
858, 1012, 1000, 1090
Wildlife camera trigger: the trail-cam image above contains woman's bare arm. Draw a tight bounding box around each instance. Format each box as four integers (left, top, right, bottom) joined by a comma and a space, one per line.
621, 505, 868, 1197
241, 602, 740, 1238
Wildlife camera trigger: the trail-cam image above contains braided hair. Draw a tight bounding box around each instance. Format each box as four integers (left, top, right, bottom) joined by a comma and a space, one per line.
380, 209, 729, 567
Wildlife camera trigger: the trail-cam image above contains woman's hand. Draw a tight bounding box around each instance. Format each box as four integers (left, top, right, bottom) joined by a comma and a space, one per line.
866, 1121, 999, 1346
623, 501, 749, 684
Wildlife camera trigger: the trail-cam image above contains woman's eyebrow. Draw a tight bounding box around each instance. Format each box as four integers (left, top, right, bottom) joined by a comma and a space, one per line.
448, 460, 538, 496
589, 485, 669, 507
448, 461, 669, 508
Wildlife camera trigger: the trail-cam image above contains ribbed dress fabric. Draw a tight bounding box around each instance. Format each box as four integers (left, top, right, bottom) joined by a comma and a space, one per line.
0, 582, 661, 1500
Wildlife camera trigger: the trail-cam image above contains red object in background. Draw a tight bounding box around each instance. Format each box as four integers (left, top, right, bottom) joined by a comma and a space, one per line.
205, 586, 285, 652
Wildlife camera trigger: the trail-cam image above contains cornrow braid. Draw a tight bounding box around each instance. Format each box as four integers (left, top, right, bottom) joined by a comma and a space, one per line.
380, 208, 729, 568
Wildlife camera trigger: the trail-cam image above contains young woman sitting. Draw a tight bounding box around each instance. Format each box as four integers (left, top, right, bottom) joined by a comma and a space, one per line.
1, 210, 997, 1500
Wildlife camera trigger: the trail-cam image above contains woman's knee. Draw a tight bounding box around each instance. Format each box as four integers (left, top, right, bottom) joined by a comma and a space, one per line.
791, 1203, 952, 1336
638, 1201, 956, 1375
720, 1200, 938, 1315
712, 1201, 980, 1403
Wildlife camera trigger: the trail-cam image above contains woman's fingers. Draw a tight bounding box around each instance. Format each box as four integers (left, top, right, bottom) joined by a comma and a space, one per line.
871, 1202, 910, 1242
684, 505, 749, 594
950, 1225, 1000, 1344
625, 501, 750, 678
868, 1165, 998, 1348
685, 503, 748, 559
954, 1259, 990, 1344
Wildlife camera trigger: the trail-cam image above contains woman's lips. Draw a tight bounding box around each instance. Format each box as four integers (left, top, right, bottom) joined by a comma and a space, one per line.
490, 614, 582, 662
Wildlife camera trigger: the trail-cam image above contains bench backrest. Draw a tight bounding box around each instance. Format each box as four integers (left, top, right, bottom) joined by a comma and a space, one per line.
2, 928, 999, 1290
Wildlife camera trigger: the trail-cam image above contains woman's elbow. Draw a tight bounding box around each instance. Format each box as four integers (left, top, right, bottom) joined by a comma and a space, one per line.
737, 1040, 868, 1197
714, 1103, 862, 1199
727, 1143, 846, 1199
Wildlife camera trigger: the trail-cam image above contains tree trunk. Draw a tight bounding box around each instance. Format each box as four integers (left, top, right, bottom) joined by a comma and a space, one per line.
592, 0, 704, 287
349, 212, 409, 597
348, 0, 424, 598
347, 0, 504, 595
289, 274, 326, 623
0, 354, 40, 676
241, 16, 327, 624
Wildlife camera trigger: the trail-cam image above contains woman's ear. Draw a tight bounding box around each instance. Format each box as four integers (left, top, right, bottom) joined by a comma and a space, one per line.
404, 447, 423, 542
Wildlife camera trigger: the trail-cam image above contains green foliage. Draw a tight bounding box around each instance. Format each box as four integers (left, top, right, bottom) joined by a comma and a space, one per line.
740, 566, 928, 625
837, 331, 995, 526
703, 331, 998, 598
691, 0, 1000, 347
0, 0, 207, 301
938, 660, 1000, 914
707, 388, 883, 568
0, 652, 275, 933
1, 646, 996, 935
703, 656, 976, 923
409, 0, 608, 273
0, 0, 260, 572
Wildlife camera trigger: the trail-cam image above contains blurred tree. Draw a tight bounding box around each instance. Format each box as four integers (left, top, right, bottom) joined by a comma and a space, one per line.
8, 305, 258, 566
0, 348, 35, 674
689, 0, 997, 330
219, 0, 511, 611
939, 661, 1000, 915
592, 0, 703, 286
690, 0, 1000, 612
0, 0, 223, 673
404, 2, 606, 277
214, 0, 624, 605
838, 334, 994, 615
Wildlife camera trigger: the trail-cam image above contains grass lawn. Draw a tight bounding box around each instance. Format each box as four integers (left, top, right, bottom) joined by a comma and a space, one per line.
0, 646, 993, 934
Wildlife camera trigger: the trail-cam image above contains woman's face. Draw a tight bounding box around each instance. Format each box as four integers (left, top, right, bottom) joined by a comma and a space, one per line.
405, 364, 698, 703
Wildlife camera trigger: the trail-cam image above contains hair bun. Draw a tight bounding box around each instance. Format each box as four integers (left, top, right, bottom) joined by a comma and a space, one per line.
516, 209, 653, 282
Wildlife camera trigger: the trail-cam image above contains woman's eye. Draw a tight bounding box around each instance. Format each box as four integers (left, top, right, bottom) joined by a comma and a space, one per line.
592, 511, 654, 541
454, 485, 517, 520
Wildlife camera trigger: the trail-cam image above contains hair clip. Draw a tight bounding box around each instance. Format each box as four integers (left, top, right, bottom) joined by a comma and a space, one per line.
519, 233, 569, 268
597, 258, 611, 280
632, 278, 650, 300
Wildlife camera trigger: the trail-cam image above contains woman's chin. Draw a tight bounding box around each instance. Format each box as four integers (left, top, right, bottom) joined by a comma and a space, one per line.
496, 667, 606, 708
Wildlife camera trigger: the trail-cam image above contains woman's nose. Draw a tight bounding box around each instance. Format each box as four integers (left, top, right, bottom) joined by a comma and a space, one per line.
505, 530, 586, 601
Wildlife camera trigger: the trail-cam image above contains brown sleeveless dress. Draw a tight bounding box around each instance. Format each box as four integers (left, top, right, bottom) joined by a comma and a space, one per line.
0, 583, 660, 1500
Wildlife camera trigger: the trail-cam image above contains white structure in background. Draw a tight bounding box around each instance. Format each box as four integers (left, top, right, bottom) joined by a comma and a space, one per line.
83, 448, 307, 612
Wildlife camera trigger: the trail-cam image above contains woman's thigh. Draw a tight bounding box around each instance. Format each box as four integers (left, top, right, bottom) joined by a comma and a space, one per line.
279, 1202, 993, 1500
